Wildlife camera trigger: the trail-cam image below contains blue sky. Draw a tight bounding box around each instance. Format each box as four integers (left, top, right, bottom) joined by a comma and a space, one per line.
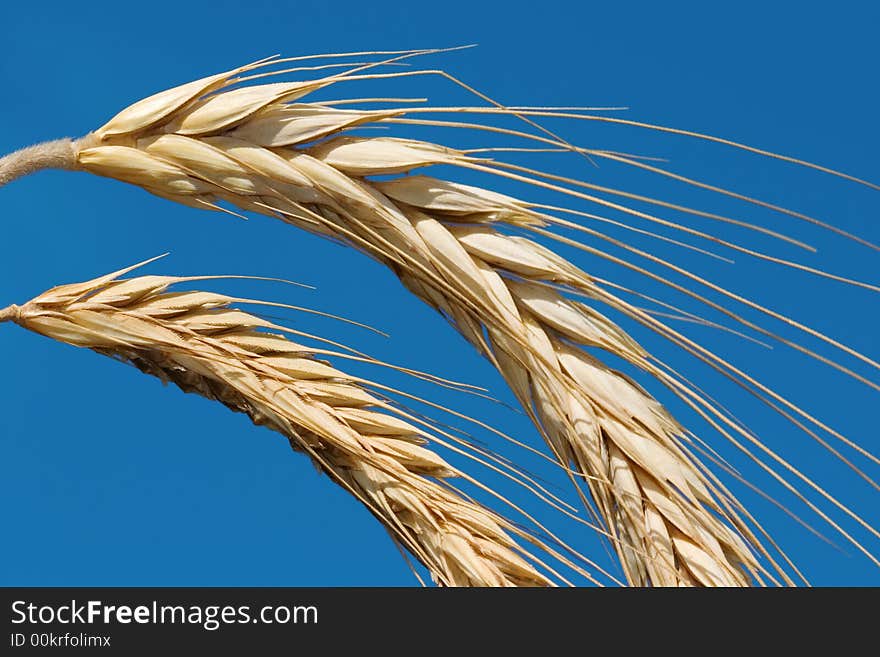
1, 1, 878, 586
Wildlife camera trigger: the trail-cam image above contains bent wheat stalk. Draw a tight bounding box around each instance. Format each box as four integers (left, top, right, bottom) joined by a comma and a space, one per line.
2, 50, 877, 585
0, 264, 577, 587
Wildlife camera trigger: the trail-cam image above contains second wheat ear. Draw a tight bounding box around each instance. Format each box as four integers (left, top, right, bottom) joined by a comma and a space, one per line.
1, 49, 877, 586
0, 264, 600, 587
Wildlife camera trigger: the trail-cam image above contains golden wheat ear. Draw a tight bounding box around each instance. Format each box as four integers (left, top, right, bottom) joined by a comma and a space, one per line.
0, 261, 621, 587
2, 50, 877, 586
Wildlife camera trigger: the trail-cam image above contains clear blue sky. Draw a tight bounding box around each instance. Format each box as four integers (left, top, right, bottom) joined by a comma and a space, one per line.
1, 1, 878, 586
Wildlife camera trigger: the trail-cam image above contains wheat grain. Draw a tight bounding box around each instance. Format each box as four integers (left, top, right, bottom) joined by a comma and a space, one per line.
0, 265, 579, 587
1, 51, 877, 585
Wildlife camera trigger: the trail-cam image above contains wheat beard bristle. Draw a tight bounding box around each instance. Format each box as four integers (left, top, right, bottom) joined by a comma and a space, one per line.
0, 271, 572, 588
4, 52, 877, 586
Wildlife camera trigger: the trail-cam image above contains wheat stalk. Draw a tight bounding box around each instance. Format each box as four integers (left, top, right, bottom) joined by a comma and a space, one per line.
2, 50, 877, 585
0, 263, 597, 587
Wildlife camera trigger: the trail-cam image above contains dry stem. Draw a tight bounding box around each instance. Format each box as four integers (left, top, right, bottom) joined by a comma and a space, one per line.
0, 139, 82, 187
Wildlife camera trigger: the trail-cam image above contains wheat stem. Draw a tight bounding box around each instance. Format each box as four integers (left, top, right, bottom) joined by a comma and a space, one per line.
0, 139, 82, 187
0, 305, 20, 323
